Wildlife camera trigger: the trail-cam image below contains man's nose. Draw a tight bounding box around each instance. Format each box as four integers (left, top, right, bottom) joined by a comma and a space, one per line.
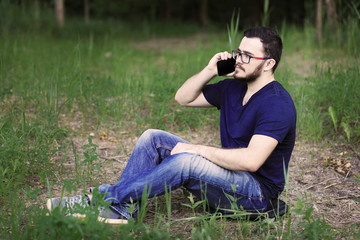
235, 57, 243, 65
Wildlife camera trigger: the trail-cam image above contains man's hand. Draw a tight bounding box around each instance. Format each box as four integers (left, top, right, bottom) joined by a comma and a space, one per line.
174, 51, 234, 107
170, 142, 198, 155
206, 51, 234, 76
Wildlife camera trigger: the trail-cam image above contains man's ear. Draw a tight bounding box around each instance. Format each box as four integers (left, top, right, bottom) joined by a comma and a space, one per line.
264, 59, 276, 72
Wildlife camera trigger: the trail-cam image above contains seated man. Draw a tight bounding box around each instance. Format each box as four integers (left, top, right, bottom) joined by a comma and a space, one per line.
47, 26, 296, 221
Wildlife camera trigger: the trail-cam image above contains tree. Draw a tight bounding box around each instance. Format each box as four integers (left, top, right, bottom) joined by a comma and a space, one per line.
55, 0, 65, 28
316, 0, 339, 46
84, 0, 90, 25
165, 0, 172, 22
325, 0, 338, 31
316, 0, 322, 46
199, 0, 208, 28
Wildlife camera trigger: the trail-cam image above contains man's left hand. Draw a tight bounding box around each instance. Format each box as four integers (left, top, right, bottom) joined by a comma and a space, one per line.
170, 142, 198, 155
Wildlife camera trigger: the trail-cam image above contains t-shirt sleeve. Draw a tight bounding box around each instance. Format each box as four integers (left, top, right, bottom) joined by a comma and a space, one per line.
202, 80, 226, 109
254, 97, 295, 143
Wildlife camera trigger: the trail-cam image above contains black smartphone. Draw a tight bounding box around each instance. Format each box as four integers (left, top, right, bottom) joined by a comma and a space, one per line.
217, 58, 236, 76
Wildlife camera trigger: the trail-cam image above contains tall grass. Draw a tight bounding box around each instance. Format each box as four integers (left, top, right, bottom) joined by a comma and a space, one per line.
1, 3, 359, 239
277, 22, 360, 144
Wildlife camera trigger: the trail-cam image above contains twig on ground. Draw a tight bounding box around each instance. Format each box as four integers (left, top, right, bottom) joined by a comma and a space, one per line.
99, 155, 124, 163
335, 196, 352, 200
344, 170, 350, 179
324, 182, 339, 189
305, 177, 338, 190
98, 147, 110, 150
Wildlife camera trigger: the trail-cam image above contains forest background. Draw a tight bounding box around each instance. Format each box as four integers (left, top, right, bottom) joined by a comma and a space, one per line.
0, 0, 359, 239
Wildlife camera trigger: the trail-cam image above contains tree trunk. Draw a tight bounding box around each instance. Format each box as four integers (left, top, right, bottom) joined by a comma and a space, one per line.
84, 0, 90, 25
34, 0, 40, 19
165, 0, 171, 23
316, 0, 322, 46
55, 0, 65, 28
199, 0, 208, 28
325, 0, 338, 30
34, 0, 40, 29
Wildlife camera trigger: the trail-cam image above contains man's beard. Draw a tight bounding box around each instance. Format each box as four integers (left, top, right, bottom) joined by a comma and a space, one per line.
234, 62, 265, 83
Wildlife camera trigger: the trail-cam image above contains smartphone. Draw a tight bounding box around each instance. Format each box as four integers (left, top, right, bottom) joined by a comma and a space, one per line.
217, 58, 236, 76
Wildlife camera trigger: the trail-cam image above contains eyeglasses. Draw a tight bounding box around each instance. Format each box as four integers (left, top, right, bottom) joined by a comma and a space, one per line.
232, 50, 270, 64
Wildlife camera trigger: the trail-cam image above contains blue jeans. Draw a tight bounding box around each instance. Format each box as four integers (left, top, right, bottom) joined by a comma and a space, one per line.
98, 129, 267, 212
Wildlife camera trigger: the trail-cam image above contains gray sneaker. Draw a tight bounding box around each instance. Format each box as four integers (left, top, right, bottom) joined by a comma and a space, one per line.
46, 194, 128, 225
88, 187, 138, 219
46, 194, 90, 211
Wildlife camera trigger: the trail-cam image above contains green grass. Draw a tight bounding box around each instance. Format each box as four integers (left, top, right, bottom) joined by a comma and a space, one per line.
1, 4, 360, 239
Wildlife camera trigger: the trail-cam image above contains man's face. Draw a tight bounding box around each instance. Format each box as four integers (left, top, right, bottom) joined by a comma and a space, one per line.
233, 37, 267, 83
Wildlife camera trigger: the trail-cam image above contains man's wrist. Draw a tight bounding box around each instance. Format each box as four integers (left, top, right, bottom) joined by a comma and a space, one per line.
196, 145, 209, 159
203, 65, 218, 79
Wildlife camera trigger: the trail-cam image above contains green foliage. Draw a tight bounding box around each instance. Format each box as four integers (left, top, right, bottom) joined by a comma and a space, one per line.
293, 197, 337, 239
262, 0, 272, 26
227, 10, 240, 51
1, 4, 359, 239
313, 63, 360, 143
24, 209, 114, 240
343, 1, 360, 56
328, 106, 338, 132
0, 112, 67, 182
81, 137, 102, 185
136, 183, 151, 223
182, 193, 206, 217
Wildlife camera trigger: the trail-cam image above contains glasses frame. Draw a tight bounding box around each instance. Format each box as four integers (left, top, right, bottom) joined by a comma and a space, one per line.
232, 50, 270, 64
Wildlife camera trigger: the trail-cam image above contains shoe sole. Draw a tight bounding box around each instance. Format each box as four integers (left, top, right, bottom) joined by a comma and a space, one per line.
46, 198, 128, 225
71, 213, 128, 225
46, 198, 54, 211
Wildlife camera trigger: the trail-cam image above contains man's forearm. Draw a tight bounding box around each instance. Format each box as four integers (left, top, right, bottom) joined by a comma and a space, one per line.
170, 135, 278, 172
171, 142, 257, 171
181, 143, 257, 172
175, 66, 216, 106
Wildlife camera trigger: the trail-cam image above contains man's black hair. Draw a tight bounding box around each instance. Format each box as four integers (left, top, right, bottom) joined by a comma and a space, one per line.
244, 27, 283, 72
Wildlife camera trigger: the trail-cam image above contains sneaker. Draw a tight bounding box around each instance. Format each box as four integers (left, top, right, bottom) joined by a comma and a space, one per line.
89, 187, 139, 219
46, 194, 129, 225
46, 194, 90, 211
110, 203, 138, 219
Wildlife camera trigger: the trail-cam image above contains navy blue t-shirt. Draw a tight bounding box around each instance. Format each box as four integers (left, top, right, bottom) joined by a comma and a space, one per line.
202, 79, 296, 201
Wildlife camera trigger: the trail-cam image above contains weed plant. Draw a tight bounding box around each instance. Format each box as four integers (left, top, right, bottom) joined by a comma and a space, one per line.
1, 3, 359, 239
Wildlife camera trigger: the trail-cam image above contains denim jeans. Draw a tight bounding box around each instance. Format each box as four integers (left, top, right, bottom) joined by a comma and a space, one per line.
98, 129, 267, 212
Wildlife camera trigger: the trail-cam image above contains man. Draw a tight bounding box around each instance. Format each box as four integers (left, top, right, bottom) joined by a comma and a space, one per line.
47, 26, 296, 222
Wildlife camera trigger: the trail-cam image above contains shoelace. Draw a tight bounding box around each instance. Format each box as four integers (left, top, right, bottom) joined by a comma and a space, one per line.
66, 195, 90, 209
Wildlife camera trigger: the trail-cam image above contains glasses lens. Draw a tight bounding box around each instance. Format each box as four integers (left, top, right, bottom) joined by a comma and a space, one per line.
232, 51, 238, 59
242, 54, 250, 63
232, 51, 250, 64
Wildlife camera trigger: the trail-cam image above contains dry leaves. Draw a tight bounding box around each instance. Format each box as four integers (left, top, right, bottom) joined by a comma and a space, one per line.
322, 151, 352, 176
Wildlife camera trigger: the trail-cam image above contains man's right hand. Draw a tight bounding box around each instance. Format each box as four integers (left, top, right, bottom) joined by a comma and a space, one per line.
206, 51, 234, 76
174, 51, 233, 107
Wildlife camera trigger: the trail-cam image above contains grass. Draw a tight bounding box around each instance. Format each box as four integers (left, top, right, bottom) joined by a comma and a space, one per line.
1, 4, 360, 239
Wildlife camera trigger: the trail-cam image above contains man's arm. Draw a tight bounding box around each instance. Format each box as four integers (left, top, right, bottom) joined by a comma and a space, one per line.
174, 51, 233, 107
171, 134, 278, 172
